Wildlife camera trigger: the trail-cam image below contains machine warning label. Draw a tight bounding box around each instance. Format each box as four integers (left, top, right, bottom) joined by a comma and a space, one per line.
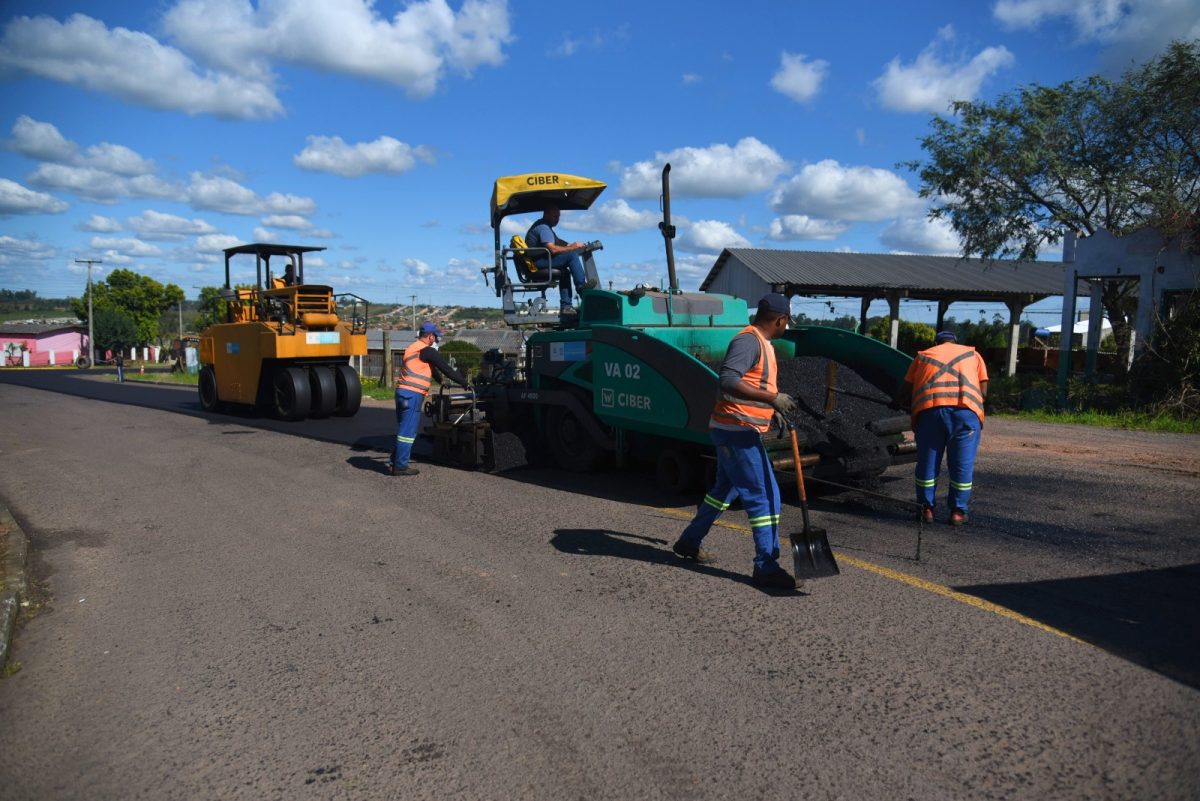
306, 332, 340, 345
225, 342, 239, 354
550, 341, 586, 362
599, 388, 651, 411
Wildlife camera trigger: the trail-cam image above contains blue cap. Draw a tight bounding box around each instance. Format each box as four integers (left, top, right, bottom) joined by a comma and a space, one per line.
756, 292, 790, 316
420, 322, 442, 340
935, 330, 957, 344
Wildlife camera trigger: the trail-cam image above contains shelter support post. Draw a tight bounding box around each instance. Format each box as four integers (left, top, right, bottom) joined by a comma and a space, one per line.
1085, 280, 1104, 377
859, 296, 873, 334
1132, 271, 1157, 368
886, 291, 900, 349
1004, 298, 1026, 377
936, 299, 951, 332
1057, 268, 1079, 406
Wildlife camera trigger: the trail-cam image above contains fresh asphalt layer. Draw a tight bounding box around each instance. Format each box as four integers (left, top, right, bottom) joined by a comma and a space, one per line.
0, 371, 1198, 800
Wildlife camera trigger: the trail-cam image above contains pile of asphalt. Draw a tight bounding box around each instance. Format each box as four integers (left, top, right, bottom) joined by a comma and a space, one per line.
775, 356, 904, 476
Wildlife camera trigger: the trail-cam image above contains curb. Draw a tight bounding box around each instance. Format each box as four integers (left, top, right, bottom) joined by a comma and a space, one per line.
0, 503, 30, 671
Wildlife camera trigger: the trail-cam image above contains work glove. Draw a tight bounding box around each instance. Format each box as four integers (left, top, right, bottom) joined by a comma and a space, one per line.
771, 392, 797, 415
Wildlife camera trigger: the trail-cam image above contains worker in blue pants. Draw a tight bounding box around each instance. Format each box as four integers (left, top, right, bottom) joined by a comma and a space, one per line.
676, 427, 782, 573
913, 406, 981, 516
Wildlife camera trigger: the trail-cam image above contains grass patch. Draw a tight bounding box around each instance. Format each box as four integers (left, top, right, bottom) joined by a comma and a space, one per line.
993, 409, 1200, 433
127, 370, 198, 386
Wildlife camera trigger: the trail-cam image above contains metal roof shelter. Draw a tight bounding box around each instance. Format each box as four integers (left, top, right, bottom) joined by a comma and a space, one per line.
701, 248, 1065, 375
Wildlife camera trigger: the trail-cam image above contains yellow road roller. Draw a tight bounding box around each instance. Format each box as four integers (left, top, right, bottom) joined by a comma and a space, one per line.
198, 243, 368, 420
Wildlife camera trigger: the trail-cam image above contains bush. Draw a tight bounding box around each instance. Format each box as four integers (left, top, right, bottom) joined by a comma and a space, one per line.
440, 339, 483, 379
867, 317, 936, 355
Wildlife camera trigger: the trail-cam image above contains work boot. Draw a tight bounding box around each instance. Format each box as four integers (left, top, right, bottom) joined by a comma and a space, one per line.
949, 508, 968, 526
389, 465, 420, 476
582, 277, 599, 290
672, 538, 716, 564
558, 305, 577, 316
918, 505, 934, 524
751, 565, 796, 590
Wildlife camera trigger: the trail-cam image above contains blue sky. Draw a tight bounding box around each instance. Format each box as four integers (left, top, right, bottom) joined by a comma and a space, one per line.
1, 0, 1196, 325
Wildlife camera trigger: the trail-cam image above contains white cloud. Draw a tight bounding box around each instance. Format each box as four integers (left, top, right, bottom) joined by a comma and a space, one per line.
560, 199, 661, 233
768, 215, 850, 241
82, 143, 155, 176
95, 250, 133, 265
294, 135, 435, 177
993, 0, 1200, 66
26, 162, 175, 204
163, 0, 512, 100
617, 137, 790, 199
770, 52, 829, 103
879, 216, 962, 255
127, 210, 216, 240
403, 257, 435, 285
261, 214, 312, 230
873, 27, 1014, 113
0, 177, 68, 214
88, 236, 162, 257
253, 227, 274, 242
80, 214, 123, 233
8, 115, 76, 162
0, 235, 57, 260
769, 159, 923, 221
682, 72, 702, 84
677, 220, 751, 254
0, 14, 282, 119
195, 233, 244, 253
184, 173, 316, 216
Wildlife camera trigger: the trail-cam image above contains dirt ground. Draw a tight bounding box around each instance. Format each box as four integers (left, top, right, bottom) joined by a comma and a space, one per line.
983, 417, 1200, 477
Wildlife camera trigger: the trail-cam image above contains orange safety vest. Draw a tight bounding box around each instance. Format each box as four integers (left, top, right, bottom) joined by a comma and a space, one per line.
709, 326, 778, 434
906, 342, 988, 425
396, 339, 433, 396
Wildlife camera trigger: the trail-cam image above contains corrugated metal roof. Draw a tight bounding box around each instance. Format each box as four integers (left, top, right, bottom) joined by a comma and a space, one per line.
701, 248, 1064, 297
0, 322, 85, 336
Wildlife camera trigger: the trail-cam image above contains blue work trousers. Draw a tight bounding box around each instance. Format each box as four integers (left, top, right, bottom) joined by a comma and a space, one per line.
914, 406, 982, 512
392, 389, 424, 470
534, 252, 587, 308
678, 427, 782, 571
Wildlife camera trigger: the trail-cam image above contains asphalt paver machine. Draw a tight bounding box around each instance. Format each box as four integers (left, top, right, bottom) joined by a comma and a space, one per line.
198, 243, 368, 421
429, 167, 916, 493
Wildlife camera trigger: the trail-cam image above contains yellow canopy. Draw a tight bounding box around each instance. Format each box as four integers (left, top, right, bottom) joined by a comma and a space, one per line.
490, 173, 607, 228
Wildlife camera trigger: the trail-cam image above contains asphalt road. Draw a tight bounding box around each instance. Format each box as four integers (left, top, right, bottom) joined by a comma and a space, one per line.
1, 371, 1198, 800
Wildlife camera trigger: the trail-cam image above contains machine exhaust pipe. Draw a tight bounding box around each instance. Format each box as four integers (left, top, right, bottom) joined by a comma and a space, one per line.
659, 163, 679, 294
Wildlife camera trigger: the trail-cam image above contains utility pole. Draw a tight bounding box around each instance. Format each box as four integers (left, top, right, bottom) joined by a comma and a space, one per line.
410, 294, 417, 330
75, 258, 102, 367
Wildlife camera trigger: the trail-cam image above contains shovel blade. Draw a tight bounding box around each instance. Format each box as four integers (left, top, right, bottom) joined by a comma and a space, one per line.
789, 527, 840, 580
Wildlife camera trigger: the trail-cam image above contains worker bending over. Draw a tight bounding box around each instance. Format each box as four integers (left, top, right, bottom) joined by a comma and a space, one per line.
390, 322, 470, 477
898, 330, 989, 525
672, 293, 799, 589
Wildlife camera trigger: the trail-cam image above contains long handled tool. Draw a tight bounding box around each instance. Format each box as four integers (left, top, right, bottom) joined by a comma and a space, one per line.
787, 425, 840, 580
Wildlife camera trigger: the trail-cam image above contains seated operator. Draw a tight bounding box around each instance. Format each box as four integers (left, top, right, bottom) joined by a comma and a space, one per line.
271, 263, 296, 289
524, 204, 598, 315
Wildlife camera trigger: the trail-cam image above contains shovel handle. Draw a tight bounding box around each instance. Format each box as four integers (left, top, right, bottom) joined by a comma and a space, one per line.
789, 426, 813, 530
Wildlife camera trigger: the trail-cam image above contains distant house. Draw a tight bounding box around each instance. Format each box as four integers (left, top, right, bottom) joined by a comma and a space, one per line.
0, 322, 88, 367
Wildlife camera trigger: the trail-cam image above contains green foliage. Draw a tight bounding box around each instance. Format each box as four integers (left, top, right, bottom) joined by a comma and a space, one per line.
0, 289, 72, 314
440, 339, 483, 377
866, 317, 936, 354
194, 286, 228, 331
72, 269, 185, 345
92, 307, 138, 352
454, 306, 505, 322
1128, 292, 1200, 418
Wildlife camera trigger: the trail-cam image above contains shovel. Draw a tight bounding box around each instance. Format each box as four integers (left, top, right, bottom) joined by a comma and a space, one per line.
787, 426, 840, 580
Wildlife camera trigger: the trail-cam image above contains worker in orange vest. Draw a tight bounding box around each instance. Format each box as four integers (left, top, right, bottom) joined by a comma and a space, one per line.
898, 331, 989, 526
672, 293, 799, 589
390, 322, 469, 476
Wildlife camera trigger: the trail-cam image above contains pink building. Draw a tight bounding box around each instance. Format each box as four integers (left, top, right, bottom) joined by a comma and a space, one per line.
0, 323, 89, 367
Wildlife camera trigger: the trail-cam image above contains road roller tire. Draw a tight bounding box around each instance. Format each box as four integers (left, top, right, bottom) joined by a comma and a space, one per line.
333, 364, 362, 417
308, 366, 337, 418
198, 366, 221, 412
272, 366, 311, 421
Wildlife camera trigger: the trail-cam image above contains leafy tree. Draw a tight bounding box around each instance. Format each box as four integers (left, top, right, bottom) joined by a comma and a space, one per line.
72, 269, 185, 345
92, 307, 138, 353
867, 317, 936, 354
194, 286, 229, 331
907, 40, 1200, 368
439, 339, 483, 379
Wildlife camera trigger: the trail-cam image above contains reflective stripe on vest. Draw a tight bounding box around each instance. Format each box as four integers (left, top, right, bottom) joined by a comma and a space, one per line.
709, 326, 778, 433
910, 343, 985, 424
396, 339, 433, 396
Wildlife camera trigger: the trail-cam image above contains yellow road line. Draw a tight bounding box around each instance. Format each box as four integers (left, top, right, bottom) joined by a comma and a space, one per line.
655, 506, 1086, 645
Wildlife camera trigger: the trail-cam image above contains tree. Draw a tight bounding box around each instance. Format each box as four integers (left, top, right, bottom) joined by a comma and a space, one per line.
72, 269, 185, 345
194, 286, 229, 331
867, 318, 936, 355
92, 307, 138, 353
908, 40, 1200, 368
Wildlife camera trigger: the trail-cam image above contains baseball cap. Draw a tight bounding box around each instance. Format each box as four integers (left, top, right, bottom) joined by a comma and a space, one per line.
420, 322, 442, 340
756, 292, 790, 317
935, 330, 957, 344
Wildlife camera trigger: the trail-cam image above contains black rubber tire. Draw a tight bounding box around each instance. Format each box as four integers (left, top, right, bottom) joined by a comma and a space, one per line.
655, 448, 697, 496
272, 366, 311, 421
198, 366, 221, 412
333, 364, 362, 417
546, 402, 602, 472
75, 355, 92, 369
308, 366, 337, 418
